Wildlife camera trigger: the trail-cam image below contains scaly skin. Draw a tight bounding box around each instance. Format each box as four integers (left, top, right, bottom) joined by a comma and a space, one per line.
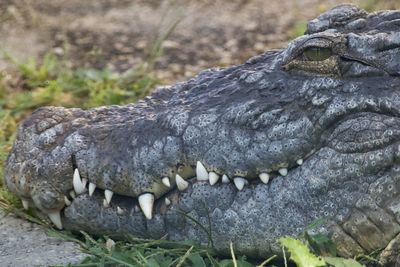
5, 5, 400, 260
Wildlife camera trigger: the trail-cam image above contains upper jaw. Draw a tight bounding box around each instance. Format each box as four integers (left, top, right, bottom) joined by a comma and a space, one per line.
5, 74, 400, 229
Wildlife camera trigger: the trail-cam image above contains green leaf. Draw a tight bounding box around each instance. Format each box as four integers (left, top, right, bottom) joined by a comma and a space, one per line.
146, 258, 161, 267
305, 218, 326, 232
279, 236, 325, 267
324, 257, 365, 267
218, 259, 254, 267
305, 232, 337, 256
188, 253, 206, 267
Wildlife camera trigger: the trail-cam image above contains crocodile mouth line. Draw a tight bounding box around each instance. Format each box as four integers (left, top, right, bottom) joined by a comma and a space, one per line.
15, 107, 400, 230
21, 113, 400, 231
37, 154, 310, 229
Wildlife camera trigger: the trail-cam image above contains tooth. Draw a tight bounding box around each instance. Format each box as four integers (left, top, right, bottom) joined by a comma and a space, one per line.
222, 174, 230, 183
82, 178, 88, 188
233, 177, 247, 191
105, 190, 113, 204
165, 197, 171, 206
278, 168, 288, 176
134, 205, 140, 212
162, 177, 171, 187
21, 199, 29, 210
73, 168, 86, 194
106, 238, 115, 252
138, 193, 154, 220
48, 211, 62, 229
296, 159, 303, 165
259, 173, 270, 184
103, 199, 110, 208
64, 196, 72, 206
69, 190, 76, 199
196, 161, 209, 181
209, 172, 220, 185
175, 174, 189, 191
88, 182, 96, 196
117, 206, 124, 215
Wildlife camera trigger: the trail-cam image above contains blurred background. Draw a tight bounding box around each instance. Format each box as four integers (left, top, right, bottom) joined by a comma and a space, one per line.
1, 0, 400, 83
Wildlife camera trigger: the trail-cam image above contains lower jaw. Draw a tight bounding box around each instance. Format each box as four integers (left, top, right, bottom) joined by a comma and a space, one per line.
62, 180, 281, 257
60, 144, 400, 258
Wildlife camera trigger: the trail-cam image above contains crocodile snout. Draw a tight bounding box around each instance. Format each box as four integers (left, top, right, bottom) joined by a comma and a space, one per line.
5, 107, 86, 228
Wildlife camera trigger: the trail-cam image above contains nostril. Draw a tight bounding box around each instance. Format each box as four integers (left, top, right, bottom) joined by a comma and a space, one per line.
29, 107, 69, 133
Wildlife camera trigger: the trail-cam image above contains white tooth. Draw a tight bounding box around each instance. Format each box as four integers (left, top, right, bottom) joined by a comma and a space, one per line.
162, 177, 171, 187
233, 177, 247, 191
22, 199, 29, 210
117, 206, 124, 215
103, 199, 110, 208
48, 211, 62, 229
296, 159, 303, 165
138, 193, 154, 220
88, 183, 96, 196
134, 205, 140, 212
106, 238, 115, 252
222, 174, 230, 183
196, 161, 209, 181
175, 174, 189, 191
105, 190, 113, 204
73, 168, 86, 194
209, 172, 220, 185
64, 196, 72, 206
259, 173, 270, 184
278, 168, 288, 176
69, 190, 76, 199
165, 197, 171, 206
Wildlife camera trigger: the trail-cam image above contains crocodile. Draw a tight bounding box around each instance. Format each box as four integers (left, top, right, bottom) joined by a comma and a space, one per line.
4, 4, 400, 263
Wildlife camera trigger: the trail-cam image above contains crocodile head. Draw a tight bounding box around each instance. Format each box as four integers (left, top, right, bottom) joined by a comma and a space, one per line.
5, 5, 400, 259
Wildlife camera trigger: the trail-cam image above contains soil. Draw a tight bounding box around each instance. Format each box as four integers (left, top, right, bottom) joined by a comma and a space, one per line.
1, 1, 400, 266
0, 210, 85, 267
1, 0, 399, 82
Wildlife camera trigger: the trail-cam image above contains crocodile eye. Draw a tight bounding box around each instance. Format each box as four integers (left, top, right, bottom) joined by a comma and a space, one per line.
303, 47, 332, 61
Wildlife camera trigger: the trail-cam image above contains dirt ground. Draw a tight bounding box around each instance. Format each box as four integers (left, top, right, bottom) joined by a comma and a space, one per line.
0, 210, 85, 266
1, 1, 400, 266
1, 0, 399, 83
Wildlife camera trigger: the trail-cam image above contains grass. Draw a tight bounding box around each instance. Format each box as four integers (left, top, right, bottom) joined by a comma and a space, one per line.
46, 227, 375, 267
